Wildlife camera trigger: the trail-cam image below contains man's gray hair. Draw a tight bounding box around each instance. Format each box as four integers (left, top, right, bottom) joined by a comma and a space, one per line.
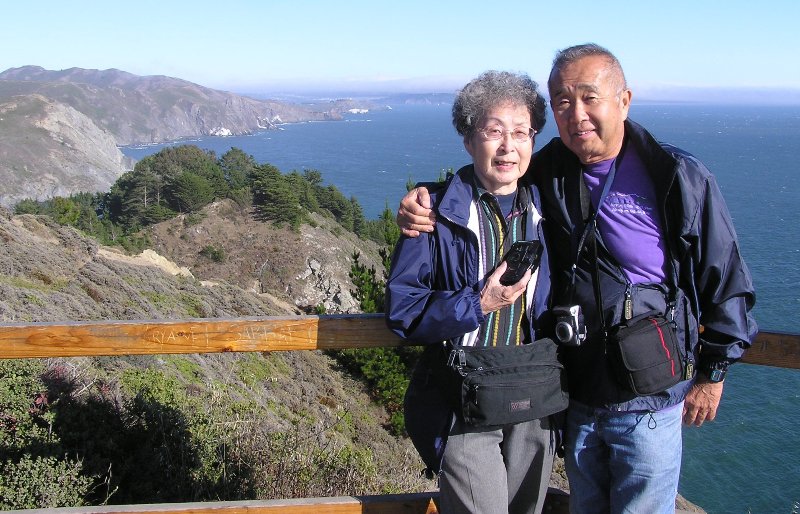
452, 70, 547, 137
548, 43, 628, 93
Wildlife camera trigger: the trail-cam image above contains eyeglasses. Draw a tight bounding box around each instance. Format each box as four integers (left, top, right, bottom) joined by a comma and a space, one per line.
477, 126, 537, 143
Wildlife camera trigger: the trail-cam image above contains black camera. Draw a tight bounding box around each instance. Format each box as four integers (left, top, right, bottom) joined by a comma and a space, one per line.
553, 305, 587, 346
499, 240, 542, 286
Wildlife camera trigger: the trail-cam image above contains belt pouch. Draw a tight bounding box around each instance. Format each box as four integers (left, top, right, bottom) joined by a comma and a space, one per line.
449, 339, 568, 427
608, 312, 684, 396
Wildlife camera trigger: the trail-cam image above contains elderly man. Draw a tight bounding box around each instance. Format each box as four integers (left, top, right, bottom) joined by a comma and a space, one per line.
397, 43, 757, 513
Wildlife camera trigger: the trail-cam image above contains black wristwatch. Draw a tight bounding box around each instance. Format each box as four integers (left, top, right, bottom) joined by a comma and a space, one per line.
701, 360, 731, 383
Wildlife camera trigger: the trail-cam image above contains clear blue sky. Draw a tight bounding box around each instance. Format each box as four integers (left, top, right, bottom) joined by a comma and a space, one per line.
3, 0, 799, 99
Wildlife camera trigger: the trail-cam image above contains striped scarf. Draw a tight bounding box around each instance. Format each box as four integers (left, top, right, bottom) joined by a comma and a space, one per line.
473, 183, 531, 346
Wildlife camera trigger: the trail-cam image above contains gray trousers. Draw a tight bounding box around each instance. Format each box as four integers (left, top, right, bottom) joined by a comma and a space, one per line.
439, 415, 556, 514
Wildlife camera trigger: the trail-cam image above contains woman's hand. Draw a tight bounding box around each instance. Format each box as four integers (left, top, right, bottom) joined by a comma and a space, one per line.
479, 261, 531, 314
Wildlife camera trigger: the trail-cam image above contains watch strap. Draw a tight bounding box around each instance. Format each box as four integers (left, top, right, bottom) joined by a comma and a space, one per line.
701, 360, 731, 382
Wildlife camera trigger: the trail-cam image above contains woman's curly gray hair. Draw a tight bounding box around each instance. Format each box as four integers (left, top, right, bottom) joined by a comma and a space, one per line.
452, 70, 547, 137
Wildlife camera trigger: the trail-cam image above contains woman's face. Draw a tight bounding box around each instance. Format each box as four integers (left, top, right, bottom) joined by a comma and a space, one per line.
464, 102, 534, 195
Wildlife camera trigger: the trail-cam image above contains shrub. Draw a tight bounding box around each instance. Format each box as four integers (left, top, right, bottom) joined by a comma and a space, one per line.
0, 455, 94, 509
0, 360, 97, 509
199, 245, 226, 262
0, 360, 51, 452
241, 419, 380, 499
334, 347, 420, 435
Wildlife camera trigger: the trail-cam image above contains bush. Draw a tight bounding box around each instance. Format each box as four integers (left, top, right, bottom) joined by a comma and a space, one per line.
13, 198, 42, 215
334, 347, 421, 435
0, 455, 94, 509
236, 419, 380, 499
0, 360, 98, 509
199, 245, 226, 262
0, 360, 51, 452
339, 233, 420, 435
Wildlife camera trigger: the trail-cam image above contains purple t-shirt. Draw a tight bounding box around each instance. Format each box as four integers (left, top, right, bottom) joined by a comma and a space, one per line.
582, 148, 667, 284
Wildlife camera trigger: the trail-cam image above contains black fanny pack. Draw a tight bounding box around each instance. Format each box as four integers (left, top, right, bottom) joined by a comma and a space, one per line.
446, 338, 568, 427
608, 311, 684, 396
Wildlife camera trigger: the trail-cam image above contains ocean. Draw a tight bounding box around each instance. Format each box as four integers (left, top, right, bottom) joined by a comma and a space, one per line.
121, 103, 800, 513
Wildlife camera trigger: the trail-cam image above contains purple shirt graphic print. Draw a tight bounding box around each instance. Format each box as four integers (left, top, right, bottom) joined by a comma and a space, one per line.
583, 147, 667, 284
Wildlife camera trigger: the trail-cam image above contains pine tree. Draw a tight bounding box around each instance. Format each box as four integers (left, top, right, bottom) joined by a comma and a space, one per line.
251, 164, 302, 230
165, 172, 215, 213
350, 196, 365, 238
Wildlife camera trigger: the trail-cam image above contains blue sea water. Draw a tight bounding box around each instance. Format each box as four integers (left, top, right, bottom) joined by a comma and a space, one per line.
121, 103, 800, 513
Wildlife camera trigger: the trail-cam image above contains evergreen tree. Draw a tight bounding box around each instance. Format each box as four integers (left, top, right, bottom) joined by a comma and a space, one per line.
13, 199, 42, 215
164, 172, 215, 213
107, 171, 152, 229
286, 171, 319, 213
318, 185, 353, 230
350, 196, 365, 238
49, 197, 80, 226
219, 147, 256, 191
302, 169, 323, 187
249, 163, 282, 205
134, 145, 226, 203
137, 145, 218, 182
379, 204, 401, 248
344, 246, 420, 435
349, 251, 384, 313
53, 192, 106, 236
251, 164, 303, 230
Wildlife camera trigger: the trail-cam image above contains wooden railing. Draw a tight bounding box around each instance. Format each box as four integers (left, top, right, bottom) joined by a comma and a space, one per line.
2, 315, 797, 367
1, 314, 798, 514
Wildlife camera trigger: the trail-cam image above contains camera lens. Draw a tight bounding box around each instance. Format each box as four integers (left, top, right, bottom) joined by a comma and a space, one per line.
555, 321, 574, 344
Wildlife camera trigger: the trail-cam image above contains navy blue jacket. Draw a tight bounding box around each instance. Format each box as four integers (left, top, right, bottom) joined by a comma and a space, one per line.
532, 119, 758, 410
385, 164, 560, 474
385, 165, 552, 344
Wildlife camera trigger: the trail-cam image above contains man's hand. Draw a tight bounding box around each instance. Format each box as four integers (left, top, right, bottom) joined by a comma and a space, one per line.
397, 187, 436, 237
479, 261, 531, 314
682, 377, 725, 427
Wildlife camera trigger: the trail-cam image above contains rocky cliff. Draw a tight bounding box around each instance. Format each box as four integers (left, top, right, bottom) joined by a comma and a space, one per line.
0, 94, 133, 207
0, 199, 382, 323
0, 66, 355, 208
0, 66, 344, 145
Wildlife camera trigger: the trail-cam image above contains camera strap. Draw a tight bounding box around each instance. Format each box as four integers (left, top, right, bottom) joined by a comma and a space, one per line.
571, 141, 680, 343
567, 139, 629, 338
567, 148, 621, 303
581, 174, 612, 338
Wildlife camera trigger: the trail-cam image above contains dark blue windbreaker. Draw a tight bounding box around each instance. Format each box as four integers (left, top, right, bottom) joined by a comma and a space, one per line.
384, 164, 558, 474
385, 165, 552, 344
532, 119, 758, 411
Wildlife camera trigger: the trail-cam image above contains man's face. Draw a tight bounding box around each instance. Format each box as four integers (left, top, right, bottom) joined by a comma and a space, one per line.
548, 55, 631, 164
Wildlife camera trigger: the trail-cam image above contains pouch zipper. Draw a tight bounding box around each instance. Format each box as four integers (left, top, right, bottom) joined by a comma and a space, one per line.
466, 374, 556, 405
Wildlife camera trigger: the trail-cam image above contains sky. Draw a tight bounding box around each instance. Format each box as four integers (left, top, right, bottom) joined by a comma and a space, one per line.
2, 0, 799, 102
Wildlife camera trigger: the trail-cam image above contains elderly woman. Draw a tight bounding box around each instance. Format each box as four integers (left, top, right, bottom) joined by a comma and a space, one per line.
385, 71, 567, 514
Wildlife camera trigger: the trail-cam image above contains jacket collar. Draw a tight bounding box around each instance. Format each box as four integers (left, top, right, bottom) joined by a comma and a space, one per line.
438, 164, 534, 230
623, 119, 679, 197
436, 165, 478, 228
536, 119, 679, 201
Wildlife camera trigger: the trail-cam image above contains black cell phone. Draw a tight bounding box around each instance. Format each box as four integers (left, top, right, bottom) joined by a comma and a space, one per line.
499, 240, 542, 286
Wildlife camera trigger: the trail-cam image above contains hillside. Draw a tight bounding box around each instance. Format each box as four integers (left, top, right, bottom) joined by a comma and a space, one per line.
0, 94, 133, 207
0, 202, 432, 506
144, 201, 384, 314
0, 66, 346, 145
0, 66, 371, 208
